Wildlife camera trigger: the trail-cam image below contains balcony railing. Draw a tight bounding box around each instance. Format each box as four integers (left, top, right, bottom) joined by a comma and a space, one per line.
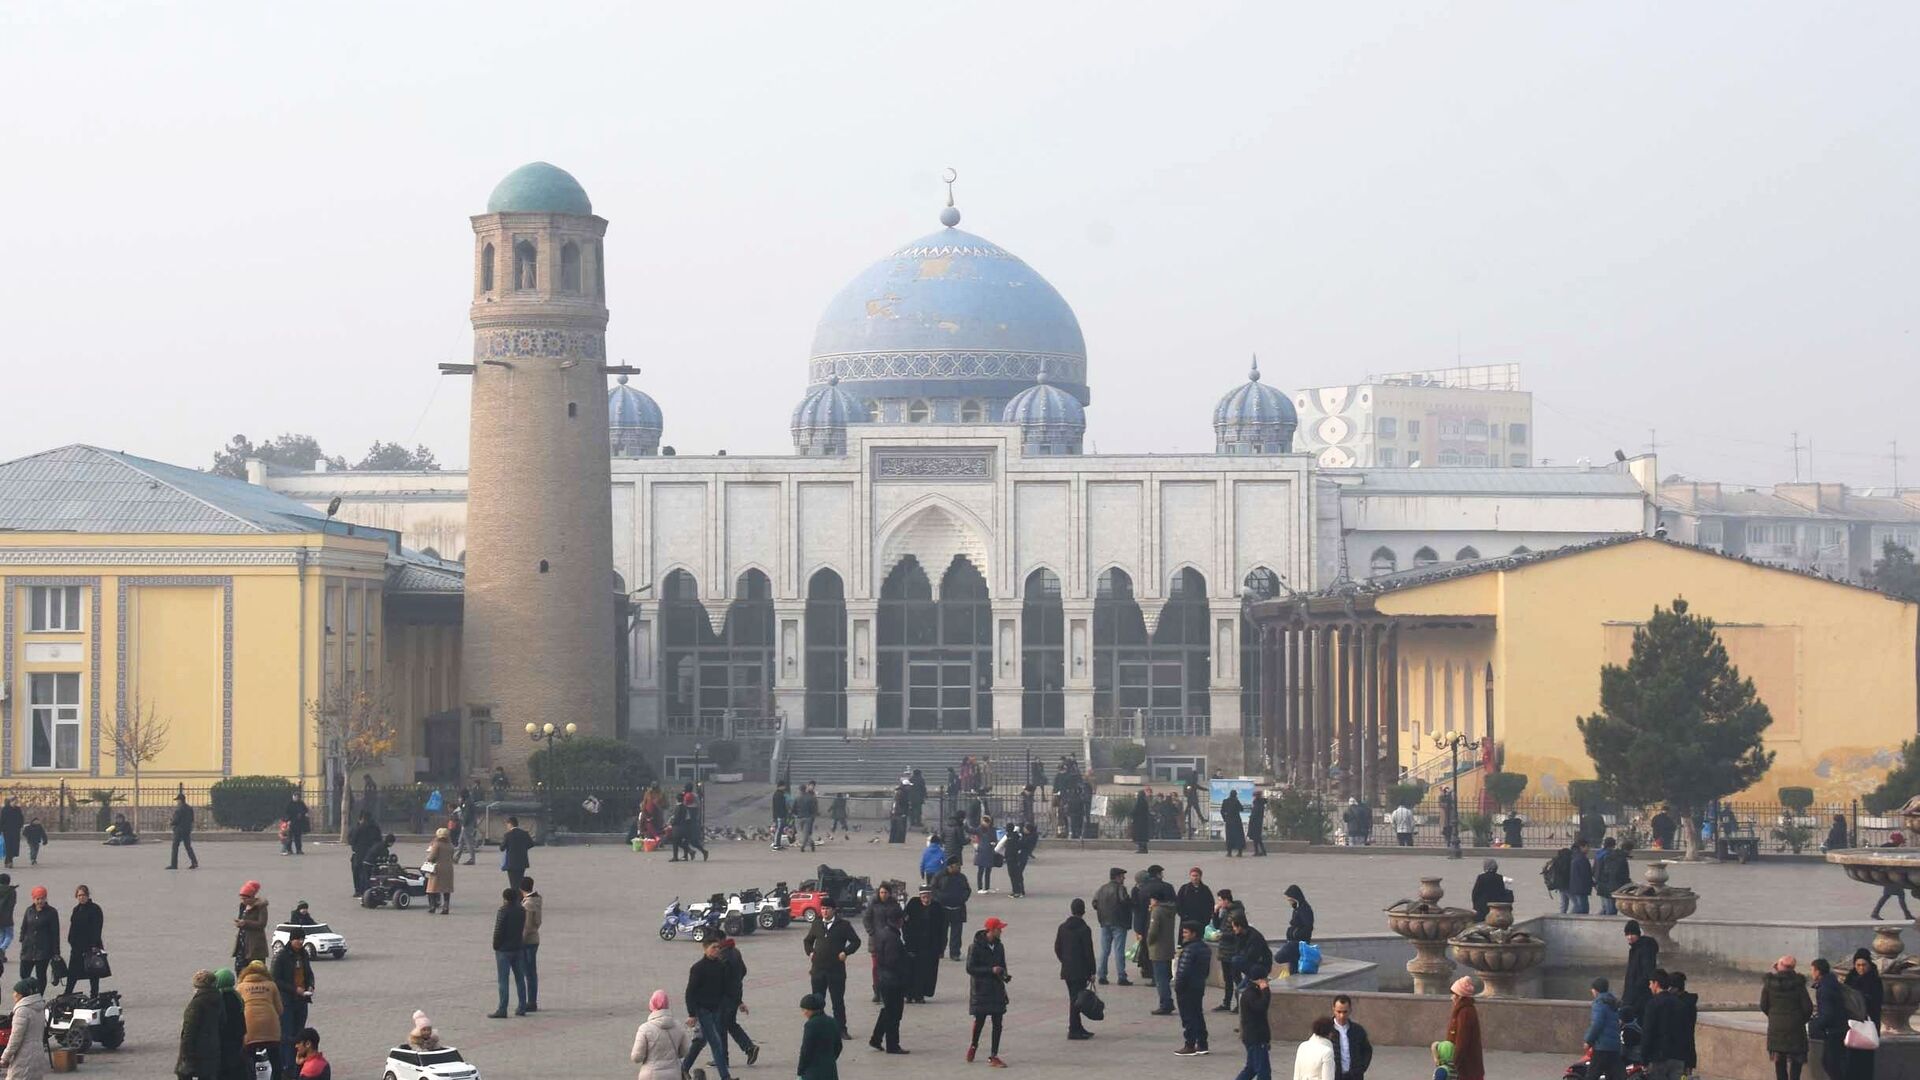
663, 713, 785, 739
1091, 713, 1212, 738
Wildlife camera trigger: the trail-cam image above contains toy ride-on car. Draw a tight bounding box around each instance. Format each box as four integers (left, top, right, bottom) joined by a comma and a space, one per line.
686, 892, 758, 936
788, 864, 874, 922
660, 898, 723, 943
45, 990, 125, 1052
384, 1045, 482, 1080
361, 855, 428, 909
271, 921, 348, 960
755, 884, 792, 930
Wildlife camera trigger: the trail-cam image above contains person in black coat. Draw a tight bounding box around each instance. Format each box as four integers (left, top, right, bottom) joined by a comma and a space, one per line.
1843, 950, 1883, 1080
1175, 868, 1214, 926
1620, 920, 1660, 1021
867, 922, 910, 1054
1332, 993, 1373, 1080
499, 817, 534, 890
802, 897, 862, 1039
0, 799, 22, 870
17, 886, 57, 991
1004, 825, 1031, 898
966, 919, 1011, 1065
683, 939, 737, 1077
168, 794, 200, 870
1221, 790, 1246, 857
1054, 899, 1096, 1039
1638, 970, 1679, 1070
931, 858, 971, 961
902, 885, 946, 1003
1469, 860, 1513, 922
1248, 791, 1267, 856
346, 812, 381, 897
65, 884, 105, 997
1129, 791, 1152, 854
488, 886, 528, 1018
1277, 884, 1314, 974
1809, 958, 1848, 1080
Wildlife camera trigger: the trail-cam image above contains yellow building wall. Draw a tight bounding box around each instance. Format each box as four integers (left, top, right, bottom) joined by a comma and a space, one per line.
0, 532, 391, 788
1378, 539, 1918, 801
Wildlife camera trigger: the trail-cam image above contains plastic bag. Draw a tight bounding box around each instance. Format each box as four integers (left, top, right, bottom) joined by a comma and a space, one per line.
1845, 1019, 1880, 1050
1296, 941, 1322, 975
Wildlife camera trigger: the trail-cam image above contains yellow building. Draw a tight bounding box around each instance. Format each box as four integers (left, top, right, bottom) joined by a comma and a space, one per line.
0, 446, 465, 806
1252, 536, 1918, 802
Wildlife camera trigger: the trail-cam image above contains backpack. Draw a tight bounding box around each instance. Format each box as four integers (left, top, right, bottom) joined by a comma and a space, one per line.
1542, 849, 1571, 891
1841, 982, 1869, 1022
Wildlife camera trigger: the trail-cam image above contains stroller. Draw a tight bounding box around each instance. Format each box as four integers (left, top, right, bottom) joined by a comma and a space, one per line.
360, 853, 428, 909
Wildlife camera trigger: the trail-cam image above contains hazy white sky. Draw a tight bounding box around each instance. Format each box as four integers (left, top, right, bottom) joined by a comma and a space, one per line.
3, 3, 1915, 486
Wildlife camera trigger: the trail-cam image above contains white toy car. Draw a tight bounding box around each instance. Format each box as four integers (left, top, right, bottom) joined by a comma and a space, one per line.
270, 921, 348, 960
383, 1046, 480, 1080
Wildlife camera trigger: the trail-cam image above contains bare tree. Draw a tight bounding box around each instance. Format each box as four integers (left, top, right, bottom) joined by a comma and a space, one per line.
105, 695, 172, 833
307, 686, 400, 839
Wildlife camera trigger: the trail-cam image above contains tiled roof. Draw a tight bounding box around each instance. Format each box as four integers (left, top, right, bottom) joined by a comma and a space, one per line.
0, 445, 337, 535
387, 558, 465, 594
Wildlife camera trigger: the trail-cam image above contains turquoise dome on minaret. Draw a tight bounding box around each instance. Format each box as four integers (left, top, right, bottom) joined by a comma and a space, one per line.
486, 162, 593, 215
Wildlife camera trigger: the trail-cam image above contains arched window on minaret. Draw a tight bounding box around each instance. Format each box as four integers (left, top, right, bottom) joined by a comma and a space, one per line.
481, 243, 495, 293
513, 240, 537, 290
560, 242, 581, 293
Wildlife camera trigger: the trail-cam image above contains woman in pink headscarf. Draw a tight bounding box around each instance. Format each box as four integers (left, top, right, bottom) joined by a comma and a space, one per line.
1446, 977, 1485, 1080
632, 990, 689, 1080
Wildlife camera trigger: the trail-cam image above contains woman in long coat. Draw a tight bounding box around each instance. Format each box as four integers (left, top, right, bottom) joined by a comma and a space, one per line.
1129, 791, 1152, 854
630, 990, 688, 1080
1758, 957, 1812, 1073
424, 829, 455, 914
1446, 977, 1485, 1080
1842, 949, 1883, 1080
174, 970, 223, 1080
1220, 789, 1245, 856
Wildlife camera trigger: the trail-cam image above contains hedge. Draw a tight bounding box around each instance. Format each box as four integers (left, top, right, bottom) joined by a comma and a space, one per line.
210, 776, 297, 831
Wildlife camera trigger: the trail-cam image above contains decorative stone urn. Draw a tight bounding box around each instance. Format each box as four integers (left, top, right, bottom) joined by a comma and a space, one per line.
1386, 876, 1477, 995
1611, 860, 1698, 952
1869, 926, 1920, 1034
1447, 901, 1547, 998
1831, 829, 1920, 1035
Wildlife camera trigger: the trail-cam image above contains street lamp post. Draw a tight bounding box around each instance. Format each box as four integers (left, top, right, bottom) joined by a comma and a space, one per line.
692, 741, 705, 840
526, 721, 577, 840
1432, 730, 1482, 860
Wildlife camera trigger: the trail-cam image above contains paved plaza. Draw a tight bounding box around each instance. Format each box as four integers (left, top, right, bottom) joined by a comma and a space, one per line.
9, 831, 1878, 1078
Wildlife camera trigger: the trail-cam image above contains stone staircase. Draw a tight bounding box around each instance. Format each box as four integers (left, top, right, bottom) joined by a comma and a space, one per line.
777, 734, 1085, 791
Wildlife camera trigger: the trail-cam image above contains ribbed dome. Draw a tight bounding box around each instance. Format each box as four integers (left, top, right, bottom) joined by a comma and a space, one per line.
608, 376, 663, 457
1002, 371, 1085, 455
1213, 356, 1297, 455
791, 376, 861, 456
486, 162, 593, 215
806, 201, 1089, 408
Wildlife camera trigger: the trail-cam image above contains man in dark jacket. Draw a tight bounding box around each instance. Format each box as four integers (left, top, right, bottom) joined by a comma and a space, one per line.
770, 784, 791, 851
499, 816, 533, 890
1637, 970, 1681, 1077
931, 858, 971, 961
1584, 978, 1624, 1080
1175, 867, 1214, 926
943, 812, 969, 864
796, 993, 841, 1080
1594, 838, 1631, 916
346, 812, 381, 897
1237, 976, 1272, 1080
1277, 884, 1315, 974
175, 968, 223, 1079
1231, 911, 1273, 984
1054, 898, 1096, 1040
802, 897, 861, 1040
168, 794, 200, 870
1669, 971, 1698, 1078
794, 784, 819, 853
1469, 859, 1513, 922
685, 939, 737, 1080
1567, 839, 1595, 914
1249, 790, 1267, 856
488, 886, 527, 1019
1620, 920, 1660, 1021
1172, 922, 1211, 1055
1130, 791, 1152, 854
0, 799, 22, 871
1332, 994, 1373, 1080
902, 885, 945, 1003
272, 928, 316, 1073
702, 938, 761, 1066
1090, 867, 1133, 987
867, 918, 910, 1053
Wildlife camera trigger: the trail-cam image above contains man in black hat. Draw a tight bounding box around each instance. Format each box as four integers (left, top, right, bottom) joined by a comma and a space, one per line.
797, 993, 842, 1080
1620, 920, 1659, 1022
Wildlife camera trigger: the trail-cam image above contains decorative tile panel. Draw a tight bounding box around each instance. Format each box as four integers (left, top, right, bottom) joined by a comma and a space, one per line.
810, 351, 1085, 386
473, 328, 606, 361
873, 449, 994, 482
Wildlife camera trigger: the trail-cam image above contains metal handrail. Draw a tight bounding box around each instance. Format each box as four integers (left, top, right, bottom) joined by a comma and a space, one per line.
1089, 714, 1213, 738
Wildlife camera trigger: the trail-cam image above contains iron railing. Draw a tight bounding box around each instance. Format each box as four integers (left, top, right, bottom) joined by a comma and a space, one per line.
1091, 713, 1213, 738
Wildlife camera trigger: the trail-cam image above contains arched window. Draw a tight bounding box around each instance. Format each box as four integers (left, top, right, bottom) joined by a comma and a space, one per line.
1093, 567, 1212, 726
960, 400, 984, 423
480, 243, 495, 292
1455, 546, 1481, 561
877, 556, 991, 732
560, 242, 581, 292
907, 400, 931, 423
804, 569, 847, 730
1369, 547, 1398, 576
1093, 568, 1146, 723
513, 240, 537, 290
660, 569, 776, 725
1510, 545, 1532, 556
1021, 569, 1064, 729
1413, 547, 1439, 568
1152, 568, 1212, 720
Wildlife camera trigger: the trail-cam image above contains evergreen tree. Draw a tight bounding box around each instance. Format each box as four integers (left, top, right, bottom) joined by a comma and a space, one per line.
1864, 736, 1920, 814
1577, 597, 1775, 857
1866, 541, 1920, 603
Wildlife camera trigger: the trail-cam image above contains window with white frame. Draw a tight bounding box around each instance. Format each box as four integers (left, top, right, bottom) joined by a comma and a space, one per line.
29, 586, 81, 632
28, 672, 80, 770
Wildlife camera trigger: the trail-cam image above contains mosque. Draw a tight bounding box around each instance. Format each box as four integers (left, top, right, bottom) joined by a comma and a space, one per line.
260, 162, 1660, 783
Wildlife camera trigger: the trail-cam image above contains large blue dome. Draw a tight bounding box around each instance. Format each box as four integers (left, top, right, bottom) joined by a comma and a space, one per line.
486, 162, 593, 215
608, 376, 662, 456
806, 211, 1089, 407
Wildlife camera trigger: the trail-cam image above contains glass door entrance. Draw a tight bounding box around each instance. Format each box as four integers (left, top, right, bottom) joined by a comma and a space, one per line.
908, 657, 977, 732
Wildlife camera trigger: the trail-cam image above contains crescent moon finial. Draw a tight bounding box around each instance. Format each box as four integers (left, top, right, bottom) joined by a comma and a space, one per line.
939, 168, 961, 227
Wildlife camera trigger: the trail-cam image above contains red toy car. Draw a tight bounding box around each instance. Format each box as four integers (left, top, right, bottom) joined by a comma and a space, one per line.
787, 865, 873, 921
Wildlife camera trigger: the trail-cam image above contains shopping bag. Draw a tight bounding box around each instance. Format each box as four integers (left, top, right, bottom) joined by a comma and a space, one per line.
1296, 942, 1322, 975
425, 789, 444, 813
1845, 1019, 1880, 1050
420, 860, 438, 876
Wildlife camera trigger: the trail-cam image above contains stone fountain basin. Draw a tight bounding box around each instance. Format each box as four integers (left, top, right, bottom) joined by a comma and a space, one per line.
1829, 848, 1920, 892
1449, 937, 1547, 974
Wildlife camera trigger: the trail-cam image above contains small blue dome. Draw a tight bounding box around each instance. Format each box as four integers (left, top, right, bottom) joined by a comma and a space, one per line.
608, 376, 663, 457
807, 205, 1089, 407
486, 162, 593, 215
1213, 357, 1297, 455
1003, 371, 1085, 455
791, 376, 861, 456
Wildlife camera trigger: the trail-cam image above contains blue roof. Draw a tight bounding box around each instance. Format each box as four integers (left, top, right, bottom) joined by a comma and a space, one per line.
607, 376, 663, 430
1003, 377, 1085, 429
807, 218, 1088, 403
792, 377, 860, 431
1214, 359, 1298, 429
0, 445, 365, 535
486, 162, 593, 215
